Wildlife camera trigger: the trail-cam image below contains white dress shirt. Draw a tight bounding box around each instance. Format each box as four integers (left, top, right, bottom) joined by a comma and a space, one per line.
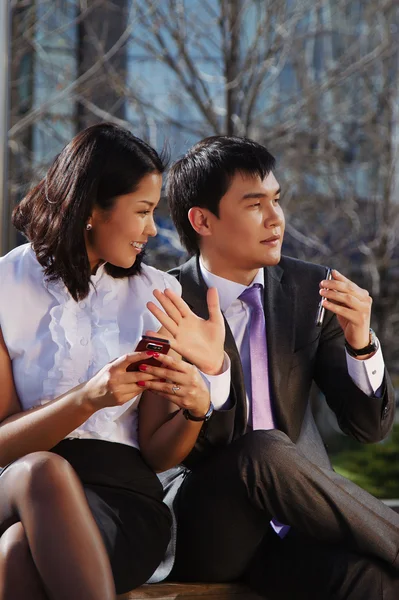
199, 258, 385, 419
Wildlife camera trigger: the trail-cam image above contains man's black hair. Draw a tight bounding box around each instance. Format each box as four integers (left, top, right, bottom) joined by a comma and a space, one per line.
167, 135, 275, 255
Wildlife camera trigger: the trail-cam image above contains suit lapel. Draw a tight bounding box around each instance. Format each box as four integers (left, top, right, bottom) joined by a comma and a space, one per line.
178, 257, 210, 320
179, 258, 299, 439
179, 257, 247, 437
263, 265, 296, 437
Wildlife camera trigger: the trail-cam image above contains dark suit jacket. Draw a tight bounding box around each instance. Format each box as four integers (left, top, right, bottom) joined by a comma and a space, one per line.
169, 255, 395, 470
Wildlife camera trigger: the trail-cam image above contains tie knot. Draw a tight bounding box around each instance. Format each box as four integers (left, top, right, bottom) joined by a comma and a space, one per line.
239, 284, 263, 310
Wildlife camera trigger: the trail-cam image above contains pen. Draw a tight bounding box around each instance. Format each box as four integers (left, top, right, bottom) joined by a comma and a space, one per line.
315, 267, 332, 327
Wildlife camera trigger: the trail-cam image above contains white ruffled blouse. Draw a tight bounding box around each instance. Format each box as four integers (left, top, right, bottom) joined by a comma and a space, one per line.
0, 244, 181, 449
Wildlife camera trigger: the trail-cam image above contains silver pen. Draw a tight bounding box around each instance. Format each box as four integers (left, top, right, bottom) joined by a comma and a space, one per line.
315, 267, 332, 327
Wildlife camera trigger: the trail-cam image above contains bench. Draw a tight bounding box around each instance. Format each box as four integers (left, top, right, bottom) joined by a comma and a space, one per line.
117, 582, 264, 599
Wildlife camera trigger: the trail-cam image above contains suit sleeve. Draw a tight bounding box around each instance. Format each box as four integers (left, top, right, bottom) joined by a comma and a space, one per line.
314, 310, 395, 443
168, 266, 241, 468
181, 405, 236, 469
182, 347, 248, 469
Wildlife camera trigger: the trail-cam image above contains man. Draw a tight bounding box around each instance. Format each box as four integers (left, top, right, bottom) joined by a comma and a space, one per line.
146, 136, 399, 598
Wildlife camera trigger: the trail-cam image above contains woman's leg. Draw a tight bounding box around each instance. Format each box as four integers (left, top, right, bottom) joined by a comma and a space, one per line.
50, 437, 173, 594
83, 485, 172, 594
0, 522, 48, 600
0, 451, 115, 600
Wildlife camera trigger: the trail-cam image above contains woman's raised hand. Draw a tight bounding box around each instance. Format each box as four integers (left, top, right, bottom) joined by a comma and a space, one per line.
83, 352, 159, 411
146, 287, 225, 376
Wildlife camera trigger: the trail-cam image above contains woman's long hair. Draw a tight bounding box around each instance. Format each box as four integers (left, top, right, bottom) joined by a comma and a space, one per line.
13, 123, 166, 300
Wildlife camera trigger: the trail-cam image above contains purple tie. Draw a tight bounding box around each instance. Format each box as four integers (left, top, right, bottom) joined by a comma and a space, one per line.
240, 285, 290, 538
239, 285, 275, 430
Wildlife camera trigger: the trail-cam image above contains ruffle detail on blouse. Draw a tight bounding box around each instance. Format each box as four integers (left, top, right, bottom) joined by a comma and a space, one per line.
80, 271, 139, 435
41, 267, 138, 437
42, 279, 81, 400
89, 267, 121, 373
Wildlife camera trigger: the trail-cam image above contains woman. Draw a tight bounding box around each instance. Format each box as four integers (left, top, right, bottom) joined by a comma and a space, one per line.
0, 123, 225, 599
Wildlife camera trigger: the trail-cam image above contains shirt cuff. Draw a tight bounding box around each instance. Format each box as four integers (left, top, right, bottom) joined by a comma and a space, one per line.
199, 352, 232, 410
345, 341, 385, 397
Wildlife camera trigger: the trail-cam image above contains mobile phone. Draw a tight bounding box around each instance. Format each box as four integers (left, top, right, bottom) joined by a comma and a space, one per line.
126, 335, 170, 371
315, 267, 332, 327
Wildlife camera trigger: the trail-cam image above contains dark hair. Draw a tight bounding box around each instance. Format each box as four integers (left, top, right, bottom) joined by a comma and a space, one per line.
166, 135, 276, 255
13, 123, 166, 300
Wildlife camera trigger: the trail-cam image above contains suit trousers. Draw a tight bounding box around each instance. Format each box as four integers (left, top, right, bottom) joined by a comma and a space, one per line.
169, 430, 399, 599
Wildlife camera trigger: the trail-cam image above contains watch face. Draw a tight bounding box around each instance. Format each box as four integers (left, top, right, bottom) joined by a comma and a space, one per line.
204, 402, 214, 421
365, 329, 378, 353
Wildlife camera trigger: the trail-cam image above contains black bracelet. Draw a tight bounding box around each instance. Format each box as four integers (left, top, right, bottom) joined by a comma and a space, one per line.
183, 402, 214, 422
344, 328, 379, 357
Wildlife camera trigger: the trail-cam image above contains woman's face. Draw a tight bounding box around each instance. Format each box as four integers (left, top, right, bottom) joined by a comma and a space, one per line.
86, 172, 162, 272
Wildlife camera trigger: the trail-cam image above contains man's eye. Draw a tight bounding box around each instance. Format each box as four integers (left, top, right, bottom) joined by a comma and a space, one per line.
249, 203, 261, 208
139, 210, 151, 215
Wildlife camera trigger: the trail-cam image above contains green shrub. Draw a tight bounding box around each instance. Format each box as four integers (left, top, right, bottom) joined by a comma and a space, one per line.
331, 423, 399, 498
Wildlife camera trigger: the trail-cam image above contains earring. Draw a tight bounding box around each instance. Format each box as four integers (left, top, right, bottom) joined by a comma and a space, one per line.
86, 223, 92, 231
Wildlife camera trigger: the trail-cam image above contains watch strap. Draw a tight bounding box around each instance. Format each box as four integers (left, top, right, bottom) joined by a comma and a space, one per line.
183, 402, 214, 422
345, 328, 379, 357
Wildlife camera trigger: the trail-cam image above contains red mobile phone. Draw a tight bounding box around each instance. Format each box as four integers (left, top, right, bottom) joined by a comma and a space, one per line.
126, 335, 170, 371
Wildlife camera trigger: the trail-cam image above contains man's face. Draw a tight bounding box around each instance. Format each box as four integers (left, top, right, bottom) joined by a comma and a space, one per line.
202, 171, 285, 282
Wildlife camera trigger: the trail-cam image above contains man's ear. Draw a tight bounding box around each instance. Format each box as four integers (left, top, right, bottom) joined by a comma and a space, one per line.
188, 207, 214, 237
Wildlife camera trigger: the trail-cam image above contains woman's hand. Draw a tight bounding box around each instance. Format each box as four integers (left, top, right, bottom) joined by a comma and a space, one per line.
83, 352, 159, 411
146, 287, 225, 376
319, 269, 373, 351
136, 353, 211, 418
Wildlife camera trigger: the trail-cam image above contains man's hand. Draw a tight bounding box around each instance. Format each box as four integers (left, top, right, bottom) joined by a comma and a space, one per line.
146, 287, 225, 375
319, 269, 372, 352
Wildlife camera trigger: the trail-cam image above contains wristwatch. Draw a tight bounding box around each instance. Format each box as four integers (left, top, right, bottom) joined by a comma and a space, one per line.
183, 402, 214, 422
345, 328, 379, 357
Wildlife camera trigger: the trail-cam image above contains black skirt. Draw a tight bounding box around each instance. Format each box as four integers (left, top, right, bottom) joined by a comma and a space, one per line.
2, 439, 172, 594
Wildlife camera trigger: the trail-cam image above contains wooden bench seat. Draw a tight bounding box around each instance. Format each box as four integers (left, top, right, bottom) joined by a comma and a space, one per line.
117, 582, 264, 599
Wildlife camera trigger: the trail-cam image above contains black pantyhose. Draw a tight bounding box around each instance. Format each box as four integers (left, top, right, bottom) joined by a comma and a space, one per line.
0, 522, 47, 599
0, 452, 115, 600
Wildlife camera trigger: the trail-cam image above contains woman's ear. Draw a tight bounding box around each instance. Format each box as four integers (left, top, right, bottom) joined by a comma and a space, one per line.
188, 207, 213, 237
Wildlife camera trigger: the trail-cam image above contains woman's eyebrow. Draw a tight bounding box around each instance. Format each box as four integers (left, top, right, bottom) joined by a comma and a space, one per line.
137, 200, 157, 206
